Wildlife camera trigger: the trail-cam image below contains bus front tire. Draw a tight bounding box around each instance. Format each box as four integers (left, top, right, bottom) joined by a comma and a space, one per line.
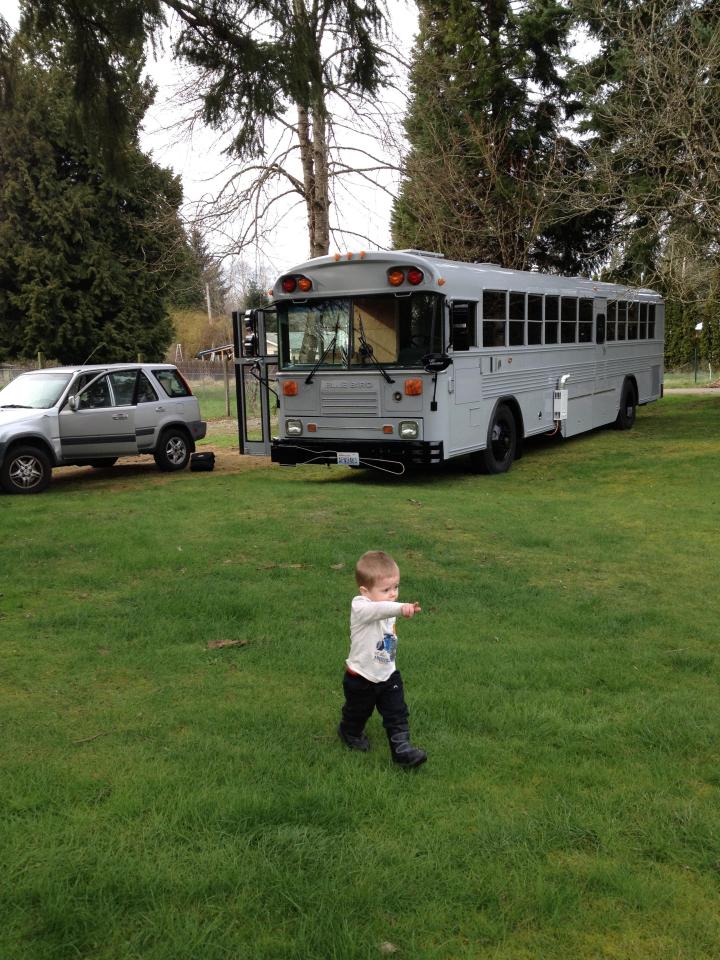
615, 381, 637, 431
471, 404, 517, 474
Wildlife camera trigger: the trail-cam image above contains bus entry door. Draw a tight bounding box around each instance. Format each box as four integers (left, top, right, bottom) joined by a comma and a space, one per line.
232, 308, 278, 455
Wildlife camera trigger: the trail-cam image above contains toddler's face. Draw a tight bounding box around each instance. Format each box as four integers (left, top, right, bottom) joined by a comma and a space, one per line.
362, 571, 400, 603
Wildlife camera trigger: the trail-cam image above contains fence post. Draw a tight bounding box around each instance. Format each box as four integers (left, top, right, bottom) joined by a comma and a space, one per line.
37, 351, 45, 369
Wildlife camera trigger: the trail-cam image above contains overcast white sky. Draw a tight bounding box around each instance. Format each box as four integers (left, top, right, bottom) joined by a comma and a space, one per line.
2, 0, 418, 280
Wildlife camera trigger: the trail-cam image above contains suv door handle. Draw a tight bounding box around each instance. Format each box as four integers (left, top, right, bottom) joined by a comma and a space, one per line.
112, 413, 129, 420
155, 406, 166, 412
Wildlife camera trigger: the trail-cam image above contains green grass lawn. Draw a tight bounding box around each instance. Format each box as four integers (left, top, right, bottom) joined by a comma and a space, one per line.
664, 368, 717, 388
2, 395, 720, 959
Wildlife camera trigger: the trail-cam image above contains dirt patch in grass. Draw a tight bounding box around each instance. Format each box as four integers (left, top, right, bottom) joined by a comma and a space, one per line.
49, 418, 270, 491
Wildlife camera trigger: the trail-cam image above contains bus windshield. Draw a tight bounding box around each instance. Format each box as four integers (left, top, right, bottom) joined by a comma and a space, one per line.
277, 293, 443, 370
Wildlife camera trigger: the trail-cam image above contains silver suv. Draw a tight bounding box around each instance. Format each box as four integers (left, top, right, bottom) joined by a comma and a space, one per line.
0, 363, 206, 494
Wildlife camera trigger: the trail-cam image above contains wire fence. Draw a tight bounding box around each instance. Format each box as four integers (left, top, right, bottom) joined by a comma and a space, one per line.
0, 358, 236, 388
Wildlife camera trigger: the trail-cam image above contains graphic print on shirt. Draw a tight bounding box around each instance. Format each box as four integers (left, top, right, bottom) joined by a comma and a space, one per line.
374, 627, 397, 664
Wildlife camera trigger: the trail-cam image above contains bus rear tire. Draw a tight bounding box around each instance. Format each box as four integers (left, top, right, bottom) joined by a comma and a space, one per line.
615, 380, 637, 430
471, 404, 517, 474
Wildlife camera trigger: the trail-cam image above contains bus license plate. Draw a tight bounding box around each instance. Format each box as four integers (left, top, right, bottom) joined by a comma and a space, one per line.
337, 452, 360, 466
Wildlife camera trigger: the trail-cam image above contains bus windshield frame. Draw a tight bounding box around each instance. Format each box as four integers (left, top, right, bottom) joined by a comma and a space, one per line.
277, 292, 443, 371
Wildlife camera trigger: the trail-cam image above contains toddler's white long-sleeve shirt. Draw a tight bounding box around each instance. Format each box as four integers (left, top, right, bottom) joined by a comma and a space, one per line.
345, 595, 405, 682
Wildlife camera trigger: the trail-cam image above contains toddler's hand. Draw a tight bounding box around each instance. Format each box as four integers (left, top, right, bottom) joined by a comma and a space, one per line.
401, 602, 421, 618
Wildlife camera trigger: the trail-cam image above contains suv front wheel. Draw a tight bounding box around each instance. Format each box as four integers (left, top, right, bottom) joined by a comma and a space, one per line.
1, 444, 52, 494
154, 428, 191, 472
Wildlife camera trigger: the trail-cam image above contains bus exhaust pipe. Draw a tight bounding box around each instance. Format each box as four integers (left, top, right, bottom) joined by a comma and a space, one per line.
553, 374, 570, 422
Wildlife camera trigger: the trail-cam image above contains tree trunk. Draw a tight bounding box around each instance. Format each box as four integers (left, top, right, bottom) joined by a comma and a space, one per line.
311, 101, 330, 257
297, 100, 331, 259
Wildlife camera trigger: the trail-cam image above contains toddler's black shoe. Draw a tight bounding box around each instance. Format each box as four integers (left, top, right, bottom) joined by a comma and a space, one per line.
389, 730, 427, 768
338, 725, 370, 751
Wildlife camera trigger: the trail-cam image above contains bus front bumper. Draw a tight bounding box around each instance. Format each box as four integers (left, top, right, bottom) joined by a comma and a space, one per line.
271, 438, 444, 467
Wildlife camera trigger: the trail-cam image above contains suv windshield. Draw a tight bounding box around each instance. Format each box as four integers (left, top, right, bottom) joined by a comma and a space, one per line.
278, 293, 443, 370
0, 372, 72, 409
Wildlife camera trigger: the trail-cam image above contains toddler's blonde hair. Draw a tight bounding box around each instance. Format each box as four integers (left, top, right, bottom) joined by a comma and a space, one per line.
355, 550, 399, 588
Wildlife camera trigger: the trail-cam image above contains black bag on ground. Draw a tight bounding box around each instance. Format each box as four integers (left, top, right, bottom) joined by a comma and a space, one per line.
190, 452, 215, 472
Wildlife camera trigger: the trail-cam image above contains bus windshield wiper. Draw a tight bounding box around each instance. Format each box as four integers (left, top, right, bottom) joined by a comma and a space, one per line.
305, 333, 338, 384
357, 319, 395, 384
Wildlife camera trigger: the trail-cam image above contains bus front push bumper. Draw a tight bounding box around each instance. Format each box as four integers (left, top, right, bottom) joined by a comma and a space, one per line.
271, 438, 444, 467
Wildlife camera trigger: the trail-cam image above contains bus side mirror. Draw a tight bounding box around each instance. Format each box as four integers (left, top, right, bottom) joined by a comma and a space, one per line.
243, 309, 260, 357
422, 353, 452, 373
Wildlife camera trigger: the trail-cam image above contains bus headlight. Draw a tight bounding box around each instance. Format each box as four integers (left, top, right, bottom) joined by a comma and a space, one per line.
286, 419, 303, 436
399, 420, 419, 440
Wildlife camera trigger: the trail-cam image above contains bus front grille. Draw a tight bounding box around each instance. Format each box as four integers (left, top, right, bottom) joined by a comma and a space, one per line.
320, 390, 379, 416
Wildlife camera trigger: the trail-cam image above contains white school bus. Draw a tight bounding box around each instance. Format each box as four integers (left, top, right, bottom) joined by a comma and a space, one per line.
234, 250, 664, 474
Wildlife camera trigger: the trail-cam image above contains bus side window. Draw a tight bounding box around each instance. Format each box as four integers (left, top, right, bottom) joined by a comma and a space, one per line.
483, 290, 507, 347
561, 297, 577, 343
607, 302, 617, 341
509, 292, 525, 346
545, 296, 559, 344
617, 301, 627, 340
528, 294, 542, 345
450, 301, 477, 351
579, 299, 594, 343
628, 301, 639, 339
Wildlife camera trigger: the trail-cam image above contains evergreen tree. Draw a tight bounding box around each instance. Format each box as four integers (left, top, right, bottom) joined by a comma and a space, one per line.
0, 22, 186, 363
573, 0, 720, 289
170, 225, 229, 317
392, 0, 611, 271
21, 0, 391, 258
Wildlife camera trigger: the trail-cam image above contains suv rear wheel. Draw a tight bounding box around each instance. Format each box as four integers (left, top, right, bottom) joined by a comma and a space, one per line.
154, 428, 191, 472
1, 445, 52, 494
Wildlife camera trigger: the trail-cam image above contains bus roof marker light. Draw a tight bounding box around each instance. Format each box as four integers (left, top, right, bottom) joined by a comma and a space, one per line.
334, 253, 341, 261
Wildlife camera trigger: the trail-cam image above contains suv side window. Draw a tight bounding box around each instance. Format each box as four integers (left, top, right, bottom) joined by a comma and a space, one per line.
77, 375, 112, 410
136, 372, 158, 404
108, 371, 138, 406
153, 369, 190, 398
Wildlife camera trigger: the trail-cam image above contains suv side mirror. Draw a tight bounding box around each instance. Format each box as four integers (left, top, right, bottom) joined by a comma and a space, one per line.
67, 395, 79, 412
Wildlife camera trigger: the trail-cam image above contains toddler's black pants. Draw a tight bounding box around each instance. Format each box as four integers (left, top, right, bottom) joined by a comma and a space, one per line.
340, 669, 410, 736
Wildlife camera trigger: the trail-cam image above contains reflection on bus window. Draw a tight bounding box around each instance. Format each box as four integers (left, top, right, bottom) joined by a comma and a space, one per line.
277, 294, 441, 369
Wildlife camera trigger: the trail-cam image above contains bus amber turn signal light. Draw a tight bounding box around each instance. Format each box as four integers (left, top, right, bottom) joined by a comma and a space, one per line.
404, 379, 423, 396
282, 381, 298, 396
298, 277, 312, 292
383, 425, 394, 434
387, 268, 405, 287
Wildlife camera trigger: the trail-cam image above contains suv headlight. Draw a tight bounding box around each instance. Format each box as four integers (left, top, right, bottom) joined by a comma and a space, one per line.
286, 418, 303, 437
399, 420, 419, 440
